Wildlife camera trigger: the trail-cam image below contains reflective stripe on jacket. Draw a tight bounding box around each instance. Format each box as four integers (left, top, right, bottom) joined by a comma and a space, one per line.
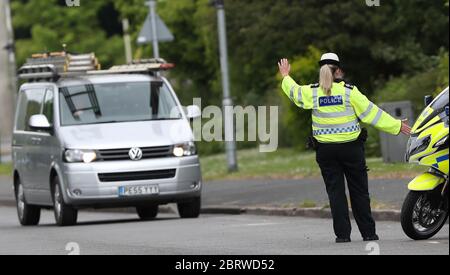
281, 76, 401, 143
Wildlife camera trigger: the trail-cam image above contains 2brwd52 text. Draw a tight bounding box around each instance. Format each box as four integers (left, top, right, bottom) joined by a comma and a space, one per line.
175, 259, 276, 273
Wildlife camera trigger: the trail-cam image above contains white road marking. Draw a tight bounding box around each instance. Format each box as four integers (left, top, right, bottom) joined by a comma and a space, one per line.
243, 222, 282, 227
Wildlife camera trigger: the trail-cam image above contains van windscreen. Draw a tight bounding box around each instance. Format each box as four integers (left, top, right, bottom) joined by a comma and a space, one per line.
59, 81, 182, 126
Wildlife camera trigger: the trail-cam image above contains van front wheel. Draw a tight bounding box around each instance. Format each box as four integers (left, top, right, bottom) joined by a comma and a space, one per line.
136, 205, 159, 220
52, 177, 78, 226
178, 197, 201, 219
15, 179, 41, 226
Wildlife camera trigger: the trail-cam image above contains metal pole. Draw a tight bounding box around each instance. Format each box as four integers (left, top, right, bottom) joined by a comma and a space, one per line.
122, 18, 133, 64
215, 0, 238, 172
4, 0, 16, 94
1, 0, 17, 163
147, 0, 160, 59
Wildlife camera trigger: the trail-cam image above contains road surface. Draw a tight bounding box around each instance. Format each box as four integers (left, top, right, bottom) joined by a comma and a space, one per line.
0, 206, 447, 255
1, 176, 409, 209
203, 179, 409, 208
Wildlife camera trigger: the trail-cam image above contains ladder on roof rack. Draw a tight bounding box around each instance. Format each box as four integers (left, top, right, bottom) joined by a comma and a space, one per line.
18, 52, 175, 82
18, 52, 100, 82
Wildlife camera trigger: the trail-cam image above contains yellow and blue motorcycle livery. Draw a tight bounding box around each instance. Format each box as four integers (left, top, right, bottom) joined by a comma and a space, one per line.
401, 87, 449, 240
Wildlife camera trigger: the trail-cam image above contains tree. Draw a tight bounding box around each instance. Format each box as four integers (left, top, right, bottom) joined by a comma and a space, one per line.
12, 0, 449, 154
12, 0, 124, 69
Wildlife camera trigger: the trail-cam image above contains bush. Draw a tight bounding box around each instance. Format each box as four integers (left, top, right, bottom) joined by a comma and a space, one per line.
366, 51, 449, 156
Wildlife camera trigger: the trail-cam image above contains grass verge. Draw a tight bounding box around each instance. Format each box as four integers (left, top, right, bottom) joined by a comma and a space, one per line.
200, 148, 424, 181
0, 163, 12, 176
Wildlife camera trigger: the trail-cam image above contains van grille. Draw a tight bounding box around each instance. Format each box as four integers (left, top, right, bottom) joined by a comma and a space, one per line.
97, 146, 173, 161
98, 169, 176, 182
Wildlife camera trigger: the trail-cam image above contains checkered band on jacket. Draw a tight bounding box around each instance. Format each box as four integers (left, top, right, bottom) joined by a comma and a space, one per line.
313, 124, 361, 136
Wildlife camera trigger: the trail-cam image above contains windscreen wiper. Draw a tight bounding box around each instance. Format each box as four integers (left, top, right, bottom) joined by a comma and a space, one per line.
61, 84, 102, 118
150, 81, 164, 115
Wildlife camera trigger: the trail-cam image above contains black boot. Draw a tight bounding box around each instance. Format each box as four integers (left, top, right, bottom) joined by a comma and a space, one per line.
336, 237, 351, 243
363, 235, 379, 242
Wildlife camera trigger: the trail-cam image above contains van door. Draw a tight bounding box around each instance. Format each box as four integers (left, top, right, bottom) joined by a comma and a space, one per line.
12, 90, 30, 188
13, 88, 47, 205
34, 88, 57, 204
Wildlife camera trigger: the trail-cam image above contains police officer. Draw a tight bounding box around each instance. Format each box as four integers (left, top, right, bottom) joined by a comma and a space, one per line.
278, 54, 411, 243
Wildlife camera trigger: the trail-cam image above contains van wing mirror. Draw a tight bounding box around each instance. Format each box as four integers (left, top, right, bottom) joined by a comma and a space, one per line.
186, 105, 201, 119
424, 95, 434, 107
29, 114, 52, 130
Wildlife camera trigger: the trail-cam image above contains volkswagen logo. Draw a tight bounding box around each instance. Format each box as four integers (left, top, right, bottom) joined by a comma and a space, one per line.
129, 147, 143, 161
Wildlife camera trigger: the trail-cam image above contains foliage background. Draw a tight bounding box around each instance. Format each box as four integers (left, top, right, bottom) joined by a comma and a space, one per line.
11, 0, 449, 155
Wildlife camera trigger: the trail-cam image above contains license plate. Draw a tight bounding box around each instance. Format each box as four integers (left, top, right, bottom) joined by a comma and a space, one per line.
118, 185, 159, 197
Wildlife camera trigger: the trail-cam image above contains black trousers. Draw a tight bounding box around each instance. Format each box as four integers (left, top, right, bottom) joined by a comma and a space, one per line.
316, 140, 376, 239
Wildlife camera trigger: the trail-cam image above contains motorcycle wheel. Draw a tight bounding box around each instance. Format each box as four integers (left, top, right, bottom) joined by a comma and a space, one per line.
401, 190, 448, 240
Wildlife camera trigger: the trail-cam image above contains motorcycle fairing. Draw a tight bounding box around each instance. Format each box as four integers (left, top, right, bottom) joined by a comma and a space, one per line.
408, 172, 446, 191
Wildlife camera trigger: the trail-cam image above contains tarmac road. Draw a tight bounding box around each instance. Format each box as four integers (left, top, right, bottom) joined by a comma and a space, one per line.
0, 206, 447, 255
1, 176, 409, 209
203, 179, 409, 208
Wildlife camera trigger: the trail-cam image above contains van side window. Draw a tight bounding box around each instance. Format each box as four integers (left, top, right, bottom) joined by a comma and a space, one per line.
15, 92, 28, 131
18, 89, 46, 131
42, 89, 54, 125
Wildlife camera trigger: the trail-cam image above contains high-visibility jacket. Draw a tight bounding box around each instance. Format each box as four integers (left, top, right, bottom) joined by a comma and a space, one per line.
281, 76, 401, 143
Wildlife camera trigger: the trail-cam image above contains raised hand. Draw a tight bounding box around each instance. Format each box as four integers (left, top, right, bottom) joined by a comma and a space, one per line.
278, 58, 291, 78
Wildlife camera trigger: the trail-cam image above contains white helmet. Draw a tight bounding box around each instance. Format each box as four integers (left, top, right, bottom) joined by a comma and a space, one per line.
319, 53, 340, 67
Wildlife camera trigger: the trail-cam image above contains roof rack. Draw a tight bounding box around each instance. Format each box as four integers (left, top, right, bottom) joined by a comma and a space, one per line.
18, 52, 175, 82
18, 52, 101, 82
88, 58, 175, 76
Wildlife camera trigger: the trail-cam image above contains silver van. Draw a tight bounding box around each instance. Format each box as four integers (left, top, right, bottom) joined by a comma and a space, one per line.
12, 54, 202, 226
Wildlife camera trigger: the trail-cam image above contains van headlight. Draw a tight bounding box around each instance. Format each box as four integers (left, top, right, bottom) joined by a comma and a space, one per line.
173, 142, 197, 157
64, 149, 97, 163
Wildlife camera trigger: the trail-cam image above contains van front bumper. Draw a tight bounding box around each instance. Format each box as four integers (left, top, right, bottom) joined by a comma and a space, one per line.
60, 156, 202, 207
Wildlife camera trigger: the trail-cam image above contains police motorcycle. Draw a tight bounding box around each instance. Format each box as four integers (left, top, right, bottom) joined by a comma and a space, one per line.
401, 87, 449, 240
